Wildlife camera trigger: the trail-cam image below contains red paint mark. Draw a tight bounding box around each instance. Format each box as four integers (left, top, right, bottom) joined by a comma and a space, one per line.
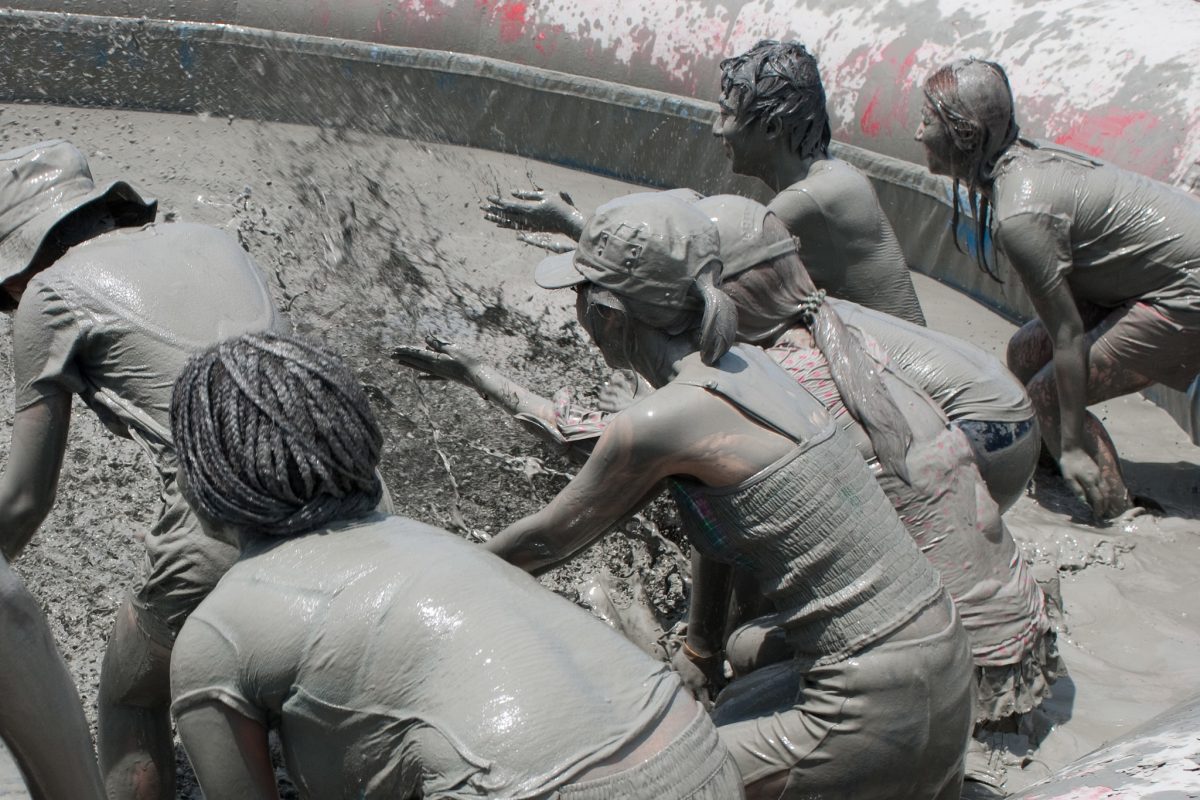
1054, 111, 1156, 157
855, 43, 924, 138
860, 91, 883, 136
497, 2, 528, 43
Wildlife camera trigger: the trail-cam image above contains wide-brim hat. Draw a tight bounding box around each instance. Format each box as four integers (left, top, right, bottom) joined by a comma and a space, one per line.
0, 140, 157, 288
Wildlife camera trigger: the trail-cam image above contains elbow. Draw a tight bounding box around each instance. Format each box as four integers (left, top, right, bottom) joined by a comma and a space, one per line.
0, 494, 53, 560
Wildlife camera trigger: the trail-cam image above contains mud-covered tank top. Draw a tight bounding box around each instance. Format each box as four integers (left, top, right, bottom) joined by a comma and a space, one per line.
668, 346, 943, 666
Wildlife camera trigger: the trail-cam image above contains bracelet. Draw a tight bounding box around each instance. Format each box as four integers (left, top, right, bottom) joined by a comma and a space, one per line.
681, 640, 717, 661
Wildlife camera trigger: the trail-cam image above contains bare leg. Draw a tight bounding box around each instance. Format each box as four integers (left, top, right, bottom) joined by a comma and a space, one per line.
97, 598, 174, 800
1006, 318, 1054, 385
0, 557, 106, 800
1025, 347, 1154, 518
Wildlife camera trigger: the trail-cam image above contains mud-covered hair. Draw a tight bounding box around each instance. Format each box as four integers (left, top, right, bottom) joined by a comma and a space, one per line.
171, 332, 383, 538
923, 58, 1020, 282
578, 262, 738, 375
719, 40, 832, 161
722, 240, 913, 482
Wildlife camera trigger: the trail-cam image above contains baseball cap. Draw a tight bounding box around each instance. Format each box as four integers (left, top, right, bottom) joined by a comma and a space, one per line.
533, 191, 720, 316
693, 195, 797, 278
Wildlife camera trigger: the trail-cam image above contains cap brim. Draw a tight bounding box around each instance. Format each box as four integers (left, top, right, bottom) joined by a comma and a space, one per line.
533, 249, 587, 289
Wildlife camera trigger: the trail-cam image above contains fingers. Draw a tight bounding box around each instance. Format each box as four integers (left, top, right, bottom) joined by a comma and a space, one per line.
510, 189, 545, 201
516, 232, 575, 254
482, 210, 522, 230
423, 334, 455, 354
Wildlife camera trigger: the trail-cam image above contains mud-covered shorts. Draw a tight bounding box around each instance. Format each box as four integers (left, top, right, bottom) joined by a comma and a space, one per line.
954, 417, 1040, 513
712, 603, 973, 800
132, 471, 238, 645
554, 706, 745, 799
1088, 301, 1200, 391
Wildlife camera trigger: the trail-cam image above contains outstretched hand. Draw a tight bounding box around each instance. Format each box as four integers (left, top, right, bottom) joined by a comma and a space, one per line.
482, 188, 584, 237
391, 336, 480, 388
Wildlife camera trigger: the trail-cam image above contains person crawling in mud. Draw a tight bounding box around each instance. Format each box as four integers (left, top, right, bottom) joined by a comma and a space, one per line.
0, 139, 289, 800
406, 192, 973, 799
483, 40, 927, 326
166, 331, 744, 800
398, 192, 1057, 791
918, 58, 1200, 521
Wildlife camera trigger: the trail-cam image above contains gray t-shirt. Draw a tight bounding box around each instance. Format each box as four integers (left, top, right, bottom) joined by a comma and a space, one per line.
171, 515, 682, 799
769, 158, 926, 325
830, 299, 1032, 423
992, 145, 1200, 315
13, 222, 287, 471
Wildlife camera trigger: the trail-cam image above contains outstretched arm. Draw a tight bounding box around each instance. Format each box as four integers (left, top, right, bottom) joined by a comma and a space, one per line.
175, 701, 278, 800
998, 214, 1107, 514
484, 405, 674, 572
392, 338, 608, 458
0, 391, 72, 559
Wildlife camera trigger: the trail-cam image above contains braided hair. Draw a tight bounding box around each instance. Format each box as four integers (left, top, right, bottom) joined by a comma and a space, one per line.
171, 332, 383, 538
719, 40, 832, 161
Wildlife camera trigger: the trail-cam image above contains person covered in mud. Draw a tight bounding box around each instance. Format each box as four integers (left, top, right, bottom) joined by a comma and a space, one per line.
917, 58, 1200, 520
166, 331, 744, 800
407, 192, 973, 799
398, 193, 1057, 786
0, 140, 289, 800
828, 298, 1037, 512
483, 40, 927, 326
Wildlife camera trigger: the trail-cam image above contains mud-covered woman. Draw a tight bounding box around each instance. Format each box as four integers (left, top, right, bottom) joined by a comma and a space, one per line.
399, 195, 1055, 749
425, 192, 974, 799
917, 58, 1200, 520
483, 40, 926, 326
0, 140, 289, 799
167, 331, 744, 800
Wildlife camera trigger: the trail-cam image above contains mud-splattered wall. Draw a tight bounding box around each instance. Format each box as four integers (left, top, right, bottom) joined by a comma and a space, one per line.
11, 0, 1200, 190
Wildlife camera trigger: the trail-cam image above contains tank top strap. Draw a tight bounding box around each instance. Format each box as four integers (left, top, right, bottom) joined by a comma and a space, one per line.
673, 345, 831, 444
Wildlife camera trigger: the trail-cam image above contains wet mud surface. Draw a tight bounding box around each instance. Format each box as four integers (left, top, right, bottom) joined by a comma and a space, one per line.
0, 103, 1197, 797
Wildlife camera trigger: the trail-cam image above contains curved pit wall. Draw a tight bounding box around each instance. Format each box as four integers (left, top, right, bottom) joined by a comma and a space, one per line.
0, 0, 1197, 440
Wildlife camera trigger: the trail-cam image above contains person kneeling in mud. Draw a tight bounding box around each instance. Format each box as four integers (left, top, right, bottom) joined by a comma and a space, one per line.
484, 39, 926, 325
410, 193, 973, 799
0, 140, 289, 800
399, 193, 1057, 791
917, 58, 1200, 520
167, 331, 744, 800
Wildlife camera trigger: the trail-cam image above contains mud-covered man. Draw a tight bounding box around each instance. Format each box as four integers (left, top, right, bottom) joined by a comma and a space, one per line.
484, 40, 927, 327
0, 140, 288, 799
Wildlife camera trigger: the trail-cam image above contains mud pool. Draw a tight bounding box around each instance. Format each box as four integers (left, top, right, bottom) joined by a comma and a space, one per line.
0, 102, 1197, 797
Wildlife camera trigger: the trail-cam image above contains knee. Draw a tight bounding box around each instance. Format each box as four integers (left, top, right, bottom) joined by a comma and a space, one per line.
1006, 321, 1050, 383
0, 560, 42, 633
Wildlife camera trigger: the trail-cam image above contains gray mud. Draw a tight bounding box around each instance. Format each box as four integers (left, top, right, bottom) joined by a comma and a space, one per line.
0, 103, 1196, 797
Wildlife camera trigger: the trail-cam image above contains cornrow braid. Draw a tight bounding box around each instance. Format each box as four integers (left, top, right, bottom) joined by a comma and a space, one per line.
171, 332, 383, 538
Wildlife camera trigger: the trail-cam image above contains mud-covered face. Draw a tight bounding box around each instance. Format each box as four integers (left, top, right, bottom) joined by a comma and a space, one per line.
916, 101, 963, 179
576, 288, 632, 370
712, 89, 769, 177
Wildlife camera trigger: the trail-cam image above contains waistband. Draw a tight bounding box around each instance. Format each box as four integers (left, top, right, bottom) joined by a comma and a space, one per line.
553, 708, 742, 800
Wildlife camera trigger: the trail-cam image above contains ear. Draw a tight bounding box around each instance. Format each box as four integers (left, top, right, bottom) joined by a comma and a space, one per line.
763, 115, 785, 141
